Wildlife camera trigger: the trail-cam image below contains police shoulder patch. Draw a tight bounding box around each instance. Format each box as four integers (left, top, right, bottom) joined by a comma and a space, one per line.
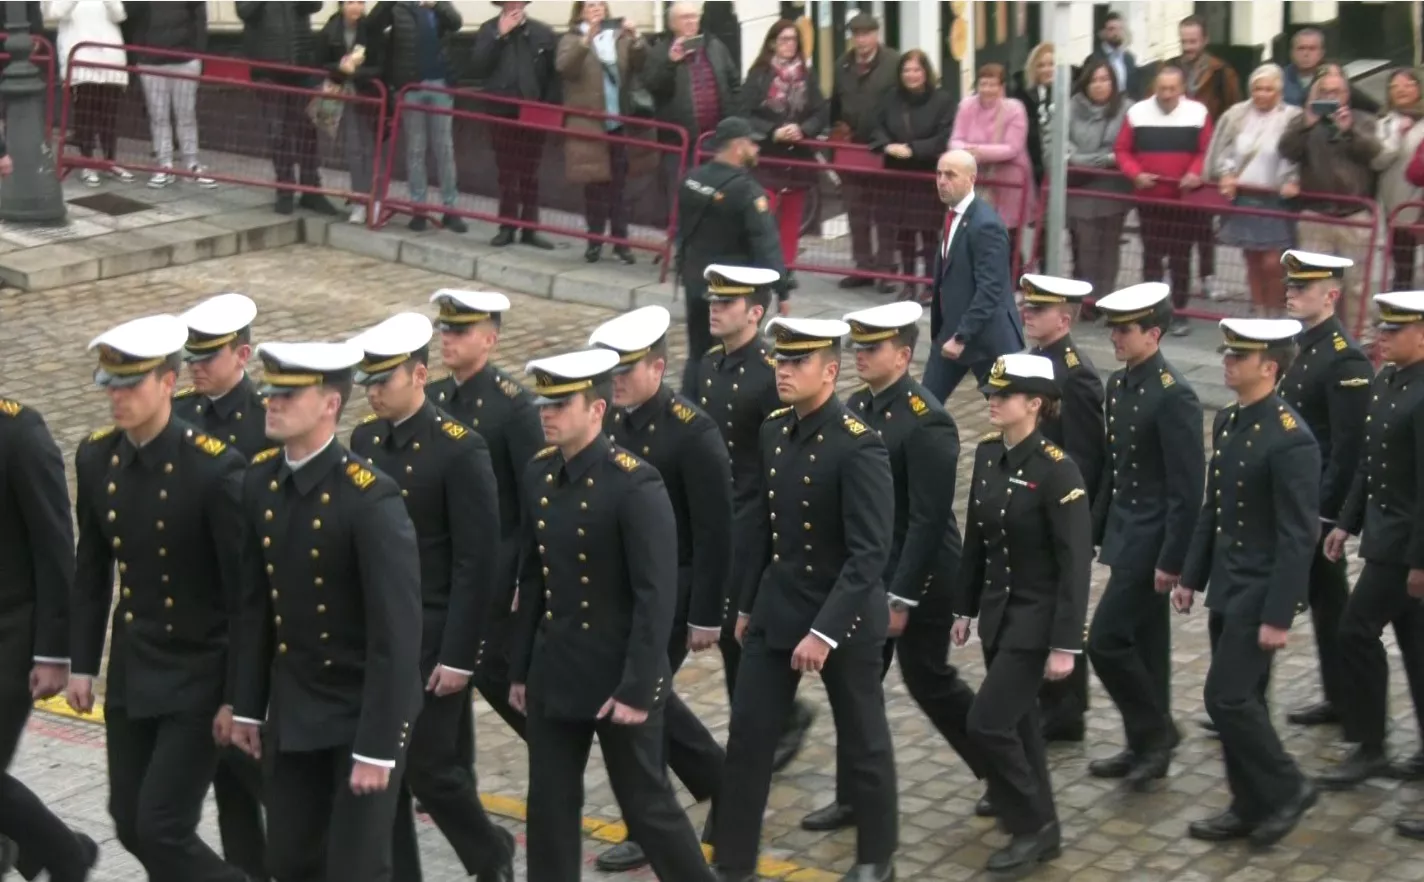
1059, 487, 1086, 505
1339, 376, 1370, 387
1279, 410, 1299, 432
1041, 441, 1066, 462
346, 461, 376, 490
766, 406, 793, 421
842, 415, 868, 436
908, 394, 929, 416
87, 425, 116, 443
359, 413, 379, 425
1160, 372, 1176, 388
705, 343, 725, 357
173, 386, 197, 399
613, 451, 640, 472
671, 400, 697, 424
980, 431, 1002, 443
0, 399, 21, 417
250, 446, 281, 465
193, 434, 227, 456
441, 421, 468, 440
534, 445, 559, 460
1333, 334, 1347, 352
1064, 349, 1080, 369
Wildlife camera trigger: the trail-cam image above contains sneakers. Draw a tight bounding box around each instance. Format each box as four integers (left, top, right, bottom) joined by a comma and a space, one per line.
189, 164, 217, 188
110, 166, 135, 183
1203, 275, 1226, 301
1170, 316, 1192, 337
349, 204, 368, 225
148, 171, 174, 189
80, 169, 101, 187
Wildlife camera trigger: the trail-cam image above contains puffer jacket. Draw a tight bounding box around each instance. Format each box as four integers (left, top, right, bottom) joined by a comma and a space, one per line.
122, 2, 206, 63
366, 1, 461, 89
235, 1, 323, 83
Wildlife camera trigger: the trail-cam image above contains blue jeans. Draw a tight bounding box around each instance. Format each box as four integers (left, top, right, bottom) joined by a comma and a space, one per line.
403, 81, 459, 208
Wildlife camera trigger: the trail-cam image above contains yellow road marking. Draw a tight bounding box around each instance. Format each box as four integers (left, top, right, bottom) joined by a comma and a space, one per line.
35, 699, 840, 880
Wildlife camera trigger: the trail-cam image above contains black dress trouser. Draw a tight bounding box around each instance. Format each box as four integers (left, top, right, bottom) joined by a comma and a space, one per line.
1087, 566, 1174, 752
967, 645, 1057, 836
1305, 531, 1351, 709
0, 692, 91, 882
526, 700, 714, 882
716, 632, 897, 874
213, 746, 268, 880
392, 685, 510, 881
1205, 613, 1304, 822
105, 706, 250, 882
1338, 561, 1424, 750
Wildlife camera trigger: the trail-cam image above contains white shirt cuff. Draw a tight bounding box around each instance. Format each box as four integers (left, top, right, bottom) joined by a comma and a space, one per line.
70, 672, 95, 680
810, 629, 839, 650
1050, 648, 1082, 655
888, 594, 919, 608
232, 716, 264, 726
689, 624, 721, 633
353, 754, 396, 769
33, 657, 70, 665
954, 615, 976, 622
439, 665, 474, 676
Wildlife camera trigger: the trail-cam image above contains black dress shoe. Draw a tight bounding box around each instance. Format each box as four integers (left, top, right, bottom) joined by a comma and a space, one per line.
1389, 750, 1424, 781
838, 276, 873, 289
800, 802, 855, 831
975, 793, 996, 817
490, 227, 515, 247
298, 192, 339, 215
1042, 718, 1086, 743
409, 215, 429, 232
477, 826, 516, 882
442, 213, 468, 233
773, 701, 815, 772
584, 243, 602, 263
1396, 816, 1424, 840
1126, 749, 1170, 791
0, 836, 16, 875
1187, 809, 1254, 841
613, 245, 636, 265
274, 192, 295, 215
840, 863, 893, 881
716, 870, 756, 882
1250, 780, 1317, 847
1317, 745, 1390, 790
1287, 701, 1342, 726
1088, 749, 1136, 779
594, 840, 648, 873
521, 231, 555, 250
985, 823, 1061, 873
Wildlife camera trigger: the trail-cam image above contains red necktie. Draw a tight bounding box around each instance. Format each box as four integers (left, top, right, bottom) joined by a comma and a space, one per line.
941, 209, 957, 258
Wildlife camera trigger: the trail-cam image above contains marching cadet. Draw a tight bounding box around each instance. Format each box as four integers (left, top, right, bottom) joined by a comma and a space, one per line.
175, 292, 273, 457
508, 349, 716, 882
428, 289, 545, 738
717, 318, 897, 882
1174, 318, 1321, 847
688, 264, 816, 773
675, 116, 788, 397
228, 342, 423, 882
796, 302, 990, 834
1086, 283, 1204, 788
1276, 251, 1372, 731
348, 314, 516, 882
175, 290, 270, 880
67, 315, 250, 882
952, 353, 1092, 873
1020, 273, 1106, 744
0, 394, 98, 880
1320, 290, 1424, 797
586, 306, 730, 873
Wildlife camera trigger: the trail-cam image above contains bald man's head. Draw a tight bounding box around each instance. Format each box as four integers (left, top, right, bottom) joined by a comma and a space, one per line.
937, 150, 977, 205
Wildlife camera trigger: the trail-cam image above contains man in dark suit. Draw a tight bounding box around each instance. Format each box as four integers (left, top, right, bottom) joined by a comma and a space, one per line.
1081, 12, 1142, 100
925, 149, 1026, 403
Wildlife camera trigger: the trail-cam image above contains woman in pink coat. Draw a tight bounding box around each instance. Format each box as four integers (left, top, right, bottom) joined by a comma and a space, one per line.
950, 62, 1037, 262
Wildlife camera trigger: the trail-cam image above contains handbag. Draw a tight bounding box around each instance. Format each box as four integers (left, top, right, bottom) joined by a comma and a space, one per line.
307, 80, 353, 140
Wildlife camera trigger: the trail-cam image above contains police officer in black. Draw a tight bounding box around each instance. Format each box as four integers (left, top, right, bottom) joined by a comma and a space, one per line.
687, 264, 815, 771
1320, 290, 1424, 795
428, 289, 546, 739
1274, 251, 1372, 730
175, 291, 271, 880
675, 116, 787, 397
68, 315, 250, 882
349, 314, 515, 882
717, 318, 897, 882
508, 348, 716, 882
1020, 274, 1106, 744
1177, 318, 1320, 846
0, 396, 98, 882
953, 353, 1092, 874
587, 306, 731, 873
229, 341, 423, 882
796, 302, 988, 834
1087, 283, 1204, 787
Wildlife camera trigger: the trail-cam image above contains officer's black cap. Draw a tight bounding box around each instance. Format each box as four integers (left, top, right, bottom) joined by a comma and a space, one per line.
713, 117, 756, 148
1281, 249, 1352, 288
704, 264, 781, 302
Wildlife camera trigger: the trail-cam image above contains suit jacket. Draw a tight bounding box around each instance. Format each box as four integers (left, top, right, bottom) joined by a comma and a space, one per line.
929, 194, 1025, 365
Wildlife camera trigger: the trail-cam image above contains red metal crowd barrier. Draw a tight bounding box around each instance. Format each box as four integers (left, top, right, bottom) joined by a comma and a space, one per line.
1385, 201, 1424, 291
375, 85, 687, 274
1038, 166, 1379, 338
0, 33, 57, 133
694, 133, 1029, 295
57, 42, 388, 209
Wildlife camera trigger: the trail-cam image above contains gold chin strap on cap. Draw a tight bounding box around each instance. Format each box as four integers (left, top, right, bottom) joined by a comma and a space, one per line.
263, 370, 324, 388
1022, 291, 1068, 305
97, 347, 166, 377
535, 378, 594, 397
708, 284, 755, 296
185, 331, 239, 352
774, 338, 835, 353
359, 352, 411, 374
616, 347, 651, 366
1221, 335, 1268, 351
437, 303, 491, 325
1379, 308, 1423, 324
849, 327, 898, 344
1105, 307, 1154, 325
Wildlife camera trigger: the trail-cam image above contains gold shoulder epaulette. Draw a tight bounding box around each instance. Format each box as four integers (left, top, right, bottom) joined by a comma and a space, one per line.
1041, 441, 1066, 461
671, 400, 697, 424
1279, 409, 1299, 431
1064, 349, 1080, 369
1161, 372, 1176, 388
534, 445, 558, 460
192, 433, 227, 456
613, 450, 640, 472
766, 406, 793, 420
842, 414, 868, 436
705, 343, 725, 356
359, 413, 379, 425
764, 354, 776, 367
441, 420, 468, 440
908, 393, 929, 416
498, 377, 523, 399
259, 395, 269, 409
0, 399, 21, 417
87, 425, 116, 443
173, 386, 197, 399
980, 431, 1002, 443
1333, 334, 1347, 352
346, 461, 376, 490
250, 447, 281, 465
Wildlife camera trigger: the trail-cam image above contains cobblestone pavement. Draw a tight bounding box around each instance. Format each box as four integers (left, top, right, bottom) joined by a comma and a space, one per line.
3, 246, 1419, 881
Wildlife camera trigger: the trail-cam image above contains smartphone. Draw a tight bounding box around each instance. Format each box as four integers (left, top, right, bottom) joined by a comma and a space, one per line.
601, 16, 624, 31
682, 34, 704, 52
1310, 99, 1340, 118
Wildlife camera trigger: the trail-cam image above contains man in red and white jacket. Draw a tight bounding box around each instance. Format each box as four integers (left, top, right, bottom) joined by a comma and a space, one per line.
1115, 65, 1214, 336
